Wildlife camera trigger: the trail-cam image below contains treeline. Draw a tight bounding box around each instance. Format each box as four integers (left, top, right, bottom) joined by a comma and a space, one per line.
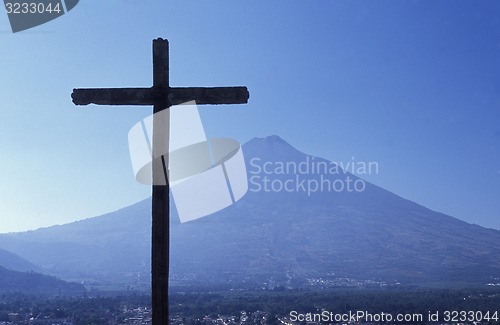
0, 287, 499, 324
0, 293, 150, 324
169, 287, 500, 322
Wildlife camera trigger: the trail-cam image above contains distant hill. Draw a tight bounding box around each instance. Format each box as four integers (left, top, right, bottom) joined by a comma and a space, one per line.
0, 247, 41, 272
0, 265, 85, 295
0, 202, 151, 286
0, 135, 499, 288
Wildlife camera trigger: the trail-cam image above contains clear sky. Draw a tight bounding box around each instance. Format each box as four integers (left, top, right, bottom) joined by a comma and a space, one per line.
0, 0, 499, 233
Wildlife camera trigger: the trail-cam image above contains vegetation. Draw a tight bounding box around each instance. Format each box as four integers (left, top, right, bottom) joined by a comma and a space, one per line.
0, 293, 149, 324
169, 286, 500, 321
0, 287, 499, 324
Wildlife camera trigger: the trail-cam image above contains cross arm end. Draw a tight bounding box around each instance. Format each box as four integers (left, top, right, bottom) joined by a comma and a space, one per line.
71, 88, 159, 106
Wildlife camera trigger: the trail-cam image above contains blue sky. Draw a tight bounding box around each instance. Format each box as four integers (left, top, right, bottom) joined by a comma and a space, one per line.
0, 0, 499, 232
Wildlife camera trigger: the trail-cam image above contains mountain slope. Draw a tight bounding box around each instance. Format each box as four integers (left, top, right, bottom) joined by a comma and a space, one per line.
0, 202, 150, 283
0, 135, 499, 287
0, 246, 41, 272
0, 265, 85, 295
169, 136, 500, 284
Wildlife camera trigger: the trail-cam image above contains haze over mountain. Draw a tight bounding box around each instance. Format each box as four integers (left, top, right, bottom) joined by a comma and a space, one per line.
0, 136, 499, 289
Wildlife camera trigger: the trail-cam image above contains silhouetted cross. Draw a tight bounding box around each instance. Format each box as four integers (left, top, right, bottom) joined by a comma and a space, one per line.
71, 38, 249, 325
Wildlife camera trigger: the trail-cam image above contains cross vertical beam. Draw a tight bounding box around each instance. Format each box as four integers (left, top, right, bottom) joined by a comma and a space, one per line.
151, 39, 169, 325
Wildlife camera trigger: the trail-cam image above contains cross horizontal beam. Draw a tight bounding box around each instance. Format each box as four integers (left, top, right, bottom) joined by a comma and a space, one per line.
72, 86, 249, 107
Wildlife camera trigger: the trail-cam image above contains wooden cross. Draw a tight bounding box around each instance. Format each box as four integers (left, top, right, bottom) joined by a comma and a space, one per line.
71, 38, 249, 325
